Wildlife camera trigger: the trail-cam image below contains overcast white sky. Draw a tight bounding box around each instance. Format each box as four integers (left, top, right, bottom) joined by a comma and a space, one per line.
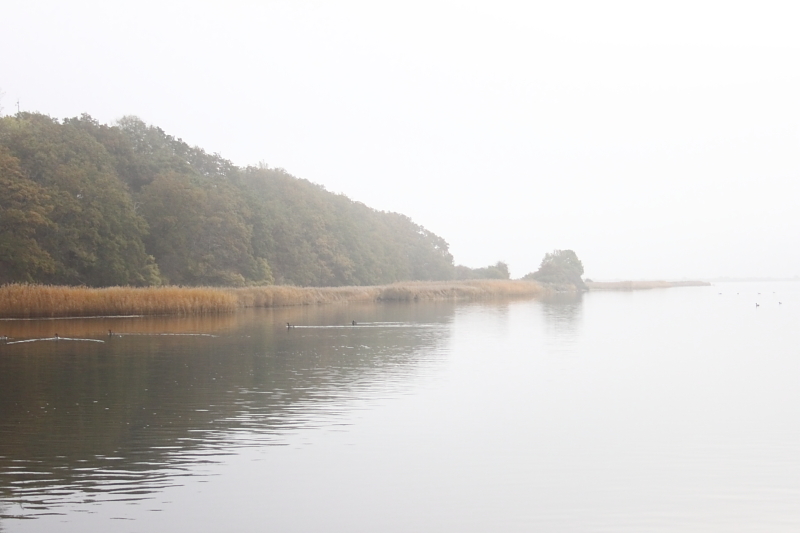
2, 0, 799, 279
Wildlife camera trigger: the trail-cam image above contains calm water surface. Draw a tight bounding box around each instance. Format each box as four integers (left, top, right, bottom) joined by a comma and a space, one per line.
1, 283, 799, 532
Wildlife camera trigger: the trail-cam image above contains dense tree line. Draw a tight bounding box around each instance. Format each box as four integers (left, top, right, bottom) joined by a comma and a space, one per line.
454, 261, 510, 280
0, 113, 455, 287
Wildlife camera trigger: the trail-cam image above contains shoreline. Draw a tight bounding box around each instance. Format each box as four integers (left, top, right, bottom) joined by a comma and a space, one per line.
0, 279, 716, 319
0, 281, 546, 319
585, 280, 711, 290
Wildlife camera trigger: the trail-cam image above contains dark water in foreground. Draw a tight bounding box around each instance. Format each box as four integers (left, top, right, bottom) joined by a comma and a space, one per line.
1, 283, 799, 532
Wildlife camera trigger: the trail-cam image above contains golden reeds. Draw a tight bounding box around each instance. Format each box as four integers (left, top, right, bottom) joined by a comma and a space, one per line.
229, 280, 545, 308
0, 284, 237, 319
0, 280, 546, 319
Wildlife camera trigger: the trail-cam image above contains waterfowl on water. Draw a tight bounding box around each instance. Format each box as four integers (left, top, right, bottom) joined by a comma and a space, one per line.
352, 320, 357, 326
54, 333, 60, 339
755, 303, 760, 308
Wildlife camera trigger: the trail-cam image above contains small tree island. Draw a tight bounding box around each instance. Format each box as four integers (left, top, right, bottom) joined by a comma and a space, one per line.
522, 249, 587, 291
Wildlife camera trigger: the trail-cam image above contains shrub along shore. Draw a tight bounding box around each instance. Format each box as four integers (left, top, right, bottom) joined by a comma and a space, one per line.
0, 281, 546, 319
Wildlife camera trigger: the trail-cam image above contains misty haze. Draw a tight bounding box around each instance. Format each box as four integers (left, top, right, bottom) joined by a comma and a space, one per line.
1, 1, 799, 531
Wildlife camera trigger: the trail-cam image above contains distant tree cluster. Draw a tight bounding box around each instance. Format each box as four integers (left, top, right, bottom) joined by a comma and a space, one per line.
523, 249, 587, 290
0, 113, 455, 287
454, 261, 510, 280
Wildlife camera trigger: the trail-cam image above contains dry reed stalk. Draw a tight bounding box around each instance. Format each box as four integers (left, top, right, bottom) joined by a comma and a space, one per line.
0, 284, 237, 318
230, 280, 544, 306
375, 280, 544, 301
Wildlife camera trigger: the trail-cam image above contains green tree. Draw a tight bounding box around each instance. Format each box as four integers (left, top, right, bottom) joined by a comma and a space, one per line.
139, 173, 270, 286
524, 249, 586, 290
0, 112, 457, 288
0, 147, 56, 282
455, 261, 510, 280
0, 114, 161, 286
241, 166, 455, 286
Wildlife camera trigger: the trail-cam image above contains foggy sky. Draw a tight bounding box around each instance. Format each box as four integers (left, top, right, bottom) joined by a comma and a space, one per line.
2, 1, 799, 279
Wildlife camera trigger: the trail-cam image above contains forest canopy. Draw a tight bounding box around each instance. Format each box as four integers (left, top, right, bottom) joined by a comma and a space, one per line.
0, 113, 456, 287
454, 261, 510, 280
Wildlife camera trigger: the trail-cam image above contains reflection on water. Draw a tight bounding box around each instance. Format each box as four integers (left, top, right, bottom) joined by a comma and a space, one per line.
0, 313, 241, 340
539, 291, 583, 348
0, 303, 454, 519
2, 285, 800, 531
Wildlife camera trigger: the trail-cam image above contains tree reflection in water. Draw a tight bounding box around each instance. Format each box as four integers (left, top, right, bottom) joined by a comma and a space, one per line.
539, 291, 584, 350
0, 303, 454, 519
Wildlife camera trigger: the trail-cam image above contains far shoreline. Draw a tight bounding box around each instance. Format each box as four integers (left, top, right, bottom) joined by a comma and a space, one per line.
585, 280, 711, 290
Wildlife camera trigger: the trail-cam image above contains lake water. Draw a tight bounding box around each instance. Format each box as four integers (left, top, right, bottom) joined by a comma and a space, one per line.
1, 282, 799, 532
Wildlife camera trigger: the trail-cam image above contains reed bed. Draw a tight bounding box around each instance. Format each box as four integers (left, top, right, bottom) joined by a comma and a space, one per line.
376, 280, 545, 301
232, 280, 545, 307
230, 285, 380, 308
0, 280, 546, 319
0, 284, 237, 319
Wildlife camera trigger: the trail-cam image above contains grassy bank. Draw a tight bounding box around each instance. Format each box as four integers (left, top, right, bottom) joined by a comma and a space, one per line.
585, 280, 711, 290
0, 280, 545, 319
